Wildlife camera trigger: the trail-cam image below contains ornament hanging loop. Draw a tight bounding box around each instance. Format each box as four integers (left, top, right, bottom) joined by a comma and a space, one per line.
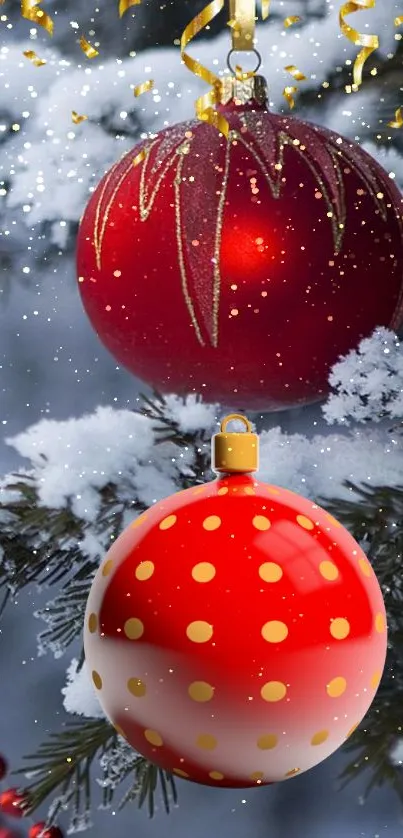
227, 47, 261, 76
213, 414, 259, 474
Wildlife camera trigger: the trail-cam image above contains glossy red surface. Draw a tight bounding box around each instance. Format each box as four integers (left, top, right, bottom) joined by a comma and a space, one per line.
0, 789, 27, 818
77, 101, 403, 411
28, 823, 64, 838
84, 474, 387, 787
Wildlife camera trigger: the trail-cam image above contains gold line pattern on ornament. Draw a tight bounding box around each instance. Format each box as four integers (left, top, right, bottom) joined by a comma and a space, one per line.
331, 146, 388, 222
138, 138, 189, 221
211, 136, 232, 348
94, 157, 136, 270
174, 145, 206, 347
235, 129, 345, 253
93, 162, 120, 270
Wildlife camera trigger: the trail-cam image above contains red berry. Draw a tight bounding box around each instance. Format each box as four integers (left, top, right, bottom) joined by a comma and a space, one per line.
29, 823, 64, 838
0, 787, 27, 817
0, 828, 19, 838
0, 755, 8, 781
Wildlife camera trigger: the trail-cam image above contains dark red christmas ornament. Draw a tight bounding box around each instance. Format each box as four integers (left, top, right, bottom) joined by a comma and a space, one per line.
0, 788, 27, 818
28, 823, 64, 838
0, 828, 19, 838
84, 415, 387, 788
0, 755, 7, 781
77, 75, 403, 411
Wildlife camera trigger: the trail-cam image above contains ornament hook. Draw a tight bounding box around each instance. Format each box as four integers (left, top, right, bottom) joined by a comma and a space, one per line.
213, 414, 258, 473
226, 47, 262, 76
220, 414, 252, 433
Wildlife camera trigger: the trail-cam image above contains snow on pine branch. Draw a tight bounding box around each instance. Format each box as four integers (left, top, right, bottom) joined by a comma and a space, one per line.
322, 328, 403, 426
1, 2, 402, 236
63, 658, 104, 719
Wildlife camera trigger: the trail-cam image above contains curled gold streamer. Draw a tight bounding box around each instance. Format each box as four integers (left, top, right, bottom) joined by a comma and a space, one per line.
119, 0, 141, 17
283, 85, 298, 108
284, 64, 307, 81
388, 106, 403, 129
394, 15, 403, 26
134, 79, 154, 96
21, 0, 54, 35
261, 0, 270, 20
133, 148, 148, 168
339, 1, 379, 88
23, 49, 46, 66
234, 63, 255, 80
79, 36, 99, 58
284, 15, 301, 27
181, 0, 229, 137
72, 110, 88, 124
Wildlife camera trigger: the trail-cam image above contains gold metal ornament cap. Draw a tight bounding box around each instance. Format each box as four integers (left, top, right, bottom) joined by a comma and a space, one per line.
212, 414, 259, 474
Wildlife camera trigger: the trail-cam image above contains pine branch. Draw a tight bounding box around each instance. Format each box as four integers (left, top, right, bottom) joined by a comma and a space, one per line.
13, 718, 177, 824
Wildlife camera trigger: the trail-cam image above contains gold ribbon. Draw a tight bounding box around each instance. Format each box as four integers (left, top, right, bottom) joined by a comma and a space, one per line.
21, 0, 54, 35
119, 0, 141, 16
284, 15, 301, 27
23, 48, 46, 66
261, 0, 270, 20
388, 106, 403, 129
339, 1, 379, 88
79, 36, 99, 58
282, 65, 306, 108
181, 0, 229, 137
228, 0, 255, 50
394, 15, 403, 26
134, 79, 154, 96
72, 110, 88, 124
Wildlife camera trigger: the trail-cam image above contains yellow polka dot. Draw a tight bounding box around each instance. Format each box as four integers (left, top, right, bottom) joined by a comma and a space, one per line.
173, 768, 189, 778
132, 514, 147, 528
188, 681, 214, 702
186, 621, 213, 643
192, 487, 205, 495
325, 514, 341, 528
285, 768, 300, 777
209, 771, 224, 780
253, 515, 271, 531
124, 618, 144, 640
196, 734, 217, 750
311, 730, 329, 746
261, 681, 287, 702
370, 671, 381, 689
346, 723, 359, 738
88, 613, 98, 633
92, 670, 102, 690
330, 618, 350, 640
319, 561, 339, 581
296, 515, 314, 530
261, 620, 288, 643
250, 771, 264, 781
127, 677, 146, 697
244, 486, 255, 495
259, 562, 283, 583
257, 734, 278, 750
375, 613, 385, 633
144, 729, 163, 746
203, 515, 221, 531
359, 558, 372, 577
326, 676, 347, 697
135, 561, 155, 581
159, 514, 177, 530
102, 559, 113, 577
217, 487, 228, 495
192, 562, 216, 583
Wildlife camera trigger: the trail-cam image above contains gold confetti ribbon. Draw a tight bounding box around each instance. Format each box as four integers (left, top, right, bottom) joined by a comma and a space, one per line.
283, 85, 298, 108
72, 110, 88, 124
119, 0, 141, 17
282, 65, 306, 108
339, 1, 379, 88
228, 0, 255, 50
388, 106, 403, 128
261, 0, 270, 20
79, 36, 99, 59
234, 63, 255, 80
284, 15, 301, 27
23, 49, 46, 66
21, 0, 54, 35
394, 15, 403, 26
133, 148, 148, 168
133, 79, 154, 97
181, 0, 230, 137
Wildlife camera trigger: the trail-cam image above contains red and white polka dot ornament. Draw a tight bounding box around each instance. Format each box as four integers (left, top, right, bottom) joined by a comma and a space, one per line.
84, 414, 387, 788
